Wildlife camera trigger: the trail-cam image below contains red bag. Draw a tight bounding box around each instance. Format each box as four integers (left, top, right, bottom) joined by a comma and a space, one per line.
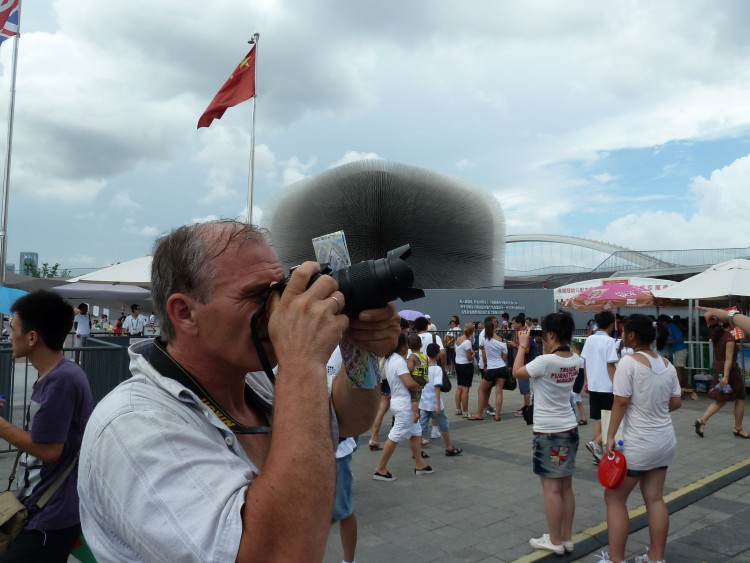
598, 450, 627, 489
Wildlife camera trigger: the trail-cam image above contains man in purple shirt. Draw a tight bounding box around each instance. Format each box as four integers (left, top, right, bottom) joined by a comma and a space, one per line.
0, 291, 93, 562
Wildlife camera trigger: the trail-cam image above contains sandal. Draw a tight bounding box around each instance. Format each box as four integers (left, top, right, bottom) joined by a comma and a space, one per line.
368, 440, 383, 451
421, 438, 430, 446
467, 415, 484, 421
578, 419, 588, 426
494, 416, 501, 422
461, 411, 469, 418
445, 447, 463, 456
694, 419, 705, 438
455, 409, 463, 416
733, 428, 750, 439
413, 451, 430, 459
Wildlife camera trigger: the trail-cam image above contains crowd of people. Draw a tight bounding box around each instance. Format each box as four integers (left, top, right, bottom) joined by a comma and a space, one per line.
0, 220, 746, 562
364, 307, 748, 563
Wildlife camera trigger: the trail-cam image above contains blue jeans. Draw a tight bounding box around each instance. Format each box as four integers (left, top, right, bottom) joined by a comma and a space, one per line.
518, 377, 530, 396
332, 454, 354, 521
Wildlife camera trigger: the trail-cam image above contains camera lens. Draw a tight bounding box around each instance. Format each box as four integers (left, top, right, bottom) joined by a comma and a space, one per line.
331, 245, 424, 316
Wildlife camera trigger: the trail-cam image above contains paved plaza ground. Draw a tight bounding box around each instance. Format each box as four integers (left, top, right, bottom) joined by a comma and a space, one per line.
323, 385, 750, 563
1, 375, 748, 562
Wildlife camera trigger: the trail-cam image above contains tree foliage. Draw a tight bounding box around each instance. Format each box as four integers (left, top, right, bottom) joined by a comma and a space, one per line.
22, 260, 70, 278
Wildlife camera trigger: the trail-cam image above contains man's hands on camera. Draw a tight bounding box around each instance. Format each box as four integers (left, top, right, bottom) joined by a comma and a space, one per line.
344, 302, 400, 357
267, 261, 348, 371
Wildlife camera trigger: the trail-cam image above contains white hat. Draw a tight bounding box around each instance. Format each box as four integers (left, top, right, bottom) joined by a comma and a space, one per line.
425, 314, 431, 319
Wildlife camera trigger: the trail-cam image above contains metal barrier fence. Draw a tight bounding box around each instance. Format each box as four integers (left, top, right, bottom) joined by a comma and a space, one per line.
0, 336, 140, 454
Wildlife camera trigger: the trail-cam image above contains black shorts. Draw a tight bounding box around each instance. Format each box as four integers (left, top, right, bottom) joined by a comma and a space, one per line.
572, 368, 585, 394
627, 466, 668, 477
483, 366, 509, 384
589, 391, 614, 420
455, 363, 474, 387
380, 379, 391, 396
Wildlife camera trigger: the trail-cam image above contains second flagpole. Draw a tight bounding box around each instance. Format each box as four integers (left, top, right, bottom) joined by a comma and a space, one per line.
245, 32, 259, 225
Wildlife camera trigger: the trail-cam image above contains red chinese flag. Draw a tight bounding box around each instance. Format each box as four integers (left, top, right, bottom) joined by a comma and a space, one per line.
197, 47, 256, 128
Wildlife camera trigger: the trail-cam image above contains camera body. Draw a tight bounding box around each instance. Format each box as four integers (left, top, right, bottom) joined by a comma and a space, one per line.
284, 244, 424, 317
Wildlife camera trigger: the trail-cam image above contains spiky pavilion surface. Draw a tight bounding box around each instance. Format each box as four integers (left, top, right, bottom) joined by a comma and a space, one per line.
261, 160, 506, 289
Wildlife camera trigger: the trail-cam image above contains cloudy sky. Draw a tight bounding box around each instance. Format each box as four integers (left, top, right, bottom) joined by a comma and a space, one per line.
2, 0, 750, 275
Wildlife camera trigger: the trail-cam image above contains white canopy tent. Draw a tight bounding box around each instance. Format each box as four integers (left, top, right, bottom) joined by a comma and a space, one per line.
52, 283, 151, 301
68, 256, 152, 287
653, 259, 750, 388
653, 259, 750, 300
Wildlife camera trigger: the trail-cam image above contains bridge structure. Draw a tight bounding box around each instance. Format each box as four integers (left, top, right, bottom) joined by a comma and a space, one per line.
503, 234, 750, 289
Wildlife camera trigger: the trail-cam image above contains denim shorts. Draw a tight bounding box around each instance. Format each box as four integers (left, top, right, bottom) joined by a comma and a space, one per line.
419, 409, 449, 433
332, 454, 354, 521
518, 377, 530, 395
532, 430, 579, 478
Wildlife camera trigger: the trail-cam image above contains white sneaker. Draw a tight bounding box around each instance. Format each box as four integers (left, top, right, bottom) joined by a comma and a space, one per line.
529, 533, 564, 555
430, 427, 440, 439
586, 441, 603, 462
561, 539, 574, 553
635, 554, 665, 563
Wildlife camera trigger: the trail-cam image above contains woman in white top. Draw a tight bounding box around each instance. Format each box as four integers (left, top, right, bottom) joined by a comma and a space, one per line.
470, 319, 508, 421
453, 323, 475, 417
373, 333, 433, 481
604, 314, 682, 563
513, 313, 580, 557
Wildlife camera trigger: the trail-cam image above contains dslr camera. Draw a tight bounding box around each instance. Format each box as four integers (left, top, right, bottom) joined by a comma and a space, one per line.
284, 244, 424, 317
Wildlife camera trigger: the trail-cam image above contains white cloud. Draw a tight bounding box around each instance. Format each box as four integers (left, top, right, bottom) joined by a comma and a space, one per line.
456, 158, 476, 170
328, 151, 382, 169
591, 153, 750, 250
111, 192, 141, 209
281, 156, 317, 186
591, 173, 615, 184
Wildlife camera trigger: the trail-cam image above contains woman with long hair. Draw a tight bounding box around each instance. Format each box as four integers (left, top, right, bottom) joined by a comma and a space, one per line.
454, 322, 475, 417
695, 318, 749, 438
513, 313, 579, 556
604, 314, 682, 563
469, 319, 508, 421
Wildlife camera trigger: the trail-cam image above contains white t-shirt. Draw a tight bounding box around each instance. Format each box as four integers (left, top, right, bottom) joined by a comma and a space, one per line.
581, 331, 618, 392
123, 314, 147, 335
418, 332, 443, 354
525, 353, 580, 433
419, 365, 444, 412
455, 338, 473, 365
386, 354, 411, 412
74, 313, 91, 337
613, 352, 681, 470
483, 337, 508, 369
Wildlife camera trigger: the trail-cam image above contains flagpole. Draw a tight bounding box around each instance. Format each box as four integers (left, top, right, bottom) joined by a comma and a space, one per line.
245, 32, 259, 225
0, 2, 21, 286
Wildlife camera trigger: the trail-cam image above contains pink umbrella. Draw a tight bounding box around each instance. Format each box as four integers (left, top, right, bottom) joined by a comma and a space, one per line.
562, 282, 669, 312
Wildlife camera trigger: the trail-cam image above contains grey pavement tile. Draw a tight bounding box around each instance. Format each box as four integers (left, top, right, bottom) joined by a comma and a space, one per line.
694, 495, 748, 515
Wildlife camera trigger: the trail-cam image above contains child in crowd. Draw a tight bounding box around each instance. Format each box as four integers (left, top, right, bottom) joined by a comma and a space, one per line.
406, 334, 429, 423
420, 344, 462, 456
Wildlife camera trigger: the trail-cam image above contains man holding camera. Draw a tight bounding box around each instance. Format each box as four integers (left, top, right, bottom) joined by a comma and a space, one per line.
77, 220, 400, 562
